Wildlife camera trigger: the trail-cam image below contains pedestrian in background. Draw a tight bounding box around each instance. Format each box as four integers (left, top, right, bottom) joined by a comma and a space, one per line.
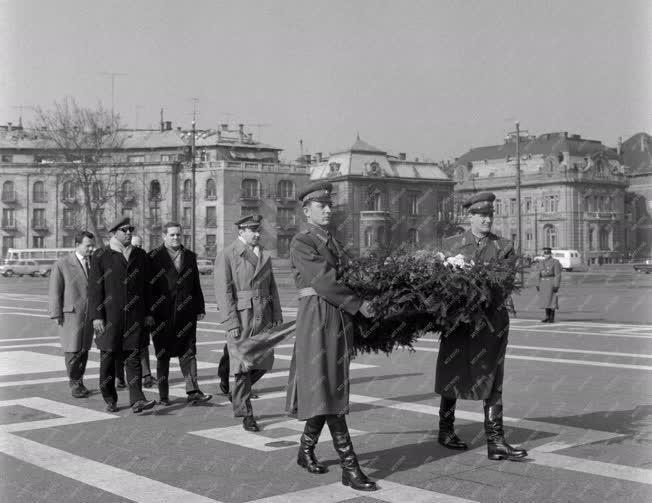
536, 247, 562, 323
48, 230, 95, 398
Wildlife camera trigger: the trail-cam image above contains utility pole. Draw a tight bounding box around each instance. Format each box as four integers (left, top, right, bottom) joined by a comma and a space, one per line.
508, 121, 528, 286
99, 72, 127, 116
191, 118, 197, 252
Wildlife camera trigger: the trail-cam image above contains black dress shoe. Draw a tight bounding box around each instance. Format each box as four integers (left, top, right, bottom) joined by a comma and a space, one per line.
242, 416, 260, 432
219, 382, 229, 395
116, 380, 127, 389
143, 375, 155, 388
250, 390, 259, 399
187, 391, 213, 404
132, 399, 156, 413
105, 402, 118, 412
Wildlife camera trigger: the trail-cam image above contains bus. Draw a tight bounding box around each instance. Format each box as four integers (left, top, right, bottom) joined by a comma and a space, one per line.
4, 248, 75, 276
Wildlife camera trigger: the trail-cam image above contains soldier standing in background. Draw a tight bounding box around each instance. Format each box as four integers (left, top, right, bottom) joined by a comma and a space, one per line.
536, 247, 562, 323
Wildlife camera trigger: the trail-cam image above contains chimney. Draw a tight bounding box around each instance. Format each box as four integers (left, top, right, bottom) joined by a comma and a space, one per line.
399, 152, 406, 160
315, 152, 322, 162
221, 123, 229, 131
247, 133, 253, 143
7, 122, 12, 132
238, 124, 244, 141
160, 108, 164, 132
217, 130, 222, 142
165, 121, 172, 131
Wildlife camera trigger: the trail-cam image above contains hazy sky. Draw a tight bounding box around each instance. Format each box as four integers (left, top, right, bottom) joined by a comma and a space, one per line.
1, 0, 650, 161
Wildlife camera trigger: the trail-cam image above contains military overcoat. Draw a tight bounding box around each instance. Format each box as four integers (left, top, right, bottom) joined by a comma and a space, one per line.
435, 231, 514, 400
87, 246, 153, 352
214, 239, 282, 376
536, 257, 562, 309
285, 224, 363, 421
149, 245, 205, 358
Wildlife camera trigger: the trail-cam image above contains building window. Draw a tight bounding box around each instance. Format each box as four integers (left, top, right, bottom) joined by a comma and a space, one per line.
495, 199, 502, 216
2, 208, 15, 228
524, 197, 532, 213
544, 225, 557, 248
367, 190, 382, 211
277, 236, 291, 258
128, 155, 145, 163
205, 234, 217, 257
407, 193, 419, 216
183, 234, 191, 248
62, 180, 76, 200
206, 206, 217, 227
606, 196, 613, 211
149, 206, 160, 225
407, 228, 419, 244
93, 208, 105, 229
278, 208, 295, 227
183, 179, 192, 200
149, 180, 161, 200
183, 207, 191, 227
33, 236, 45, 248
33, 208, 46, 228
121, 180, 134, 199
161, 154, 171, 162
1, 154, 12, 163
62, 235, 74, 248
544, 195, 559, 213
63, 208, 76, 228
241, 179, 260, 199
588, 227, 594, 250
205, 178, 217, 200
377, 226, 386, 245
364, 228, 373, 247
599, 226, 611, 250
525, 232, 533, 248
241, 206, 257, 216
510, 199, 516, 216
90, 181, 103, 201
277, 180, 295, 199
2, 236, 14, 257
32, 181, 46, 202
2, 180, 15, 201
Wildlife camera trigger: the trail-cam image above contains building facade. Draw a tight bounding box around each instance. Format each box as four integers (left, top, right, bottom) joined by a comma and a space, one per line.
0, 122, 310, 258
306, 137, 455, 255
453, 131, 629, 264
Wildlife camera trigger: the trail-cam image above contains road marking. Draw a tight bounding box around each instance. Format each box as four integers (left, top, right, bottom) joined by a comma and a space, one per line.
0, 336, 58, 342
411, 346, 652, 370
0, 305, 47, 311
511, 327, 652, 339
0, 342, 60, 349
0, 312, 50, 318
0, 350, 99, 377
191, 418, 365, 452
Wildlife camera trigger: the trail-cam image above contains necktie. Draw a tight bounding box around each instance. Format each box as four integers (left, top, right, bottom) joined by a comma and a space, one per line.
83, 257, 89, 277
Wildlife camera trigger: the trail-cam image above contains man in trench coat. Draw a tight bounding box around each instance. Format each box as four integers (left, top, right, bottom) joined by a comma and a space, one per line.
214, 214, 283, 432
48, 230, 95, 398
435, 191, 528, 462
88, 217, 157, 413
149, 222, 212, 405
536, 247, 562, 323
285, 182, 378, 492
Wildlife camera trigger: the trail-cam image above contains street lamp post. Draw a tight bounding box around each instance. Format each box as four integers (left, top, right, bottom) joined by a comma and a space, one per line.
508, 121, 528, 286
191, 120, 196, 252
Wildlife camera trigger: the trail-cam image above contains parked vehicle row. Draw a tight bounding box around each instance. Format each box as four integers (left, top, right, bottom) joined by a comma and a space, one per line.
0, 260, 50, 277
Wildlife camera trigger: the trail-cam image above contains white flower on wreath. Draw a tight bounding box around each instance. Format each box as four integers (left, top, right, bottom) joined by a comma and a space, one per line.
445, 253, 475, 269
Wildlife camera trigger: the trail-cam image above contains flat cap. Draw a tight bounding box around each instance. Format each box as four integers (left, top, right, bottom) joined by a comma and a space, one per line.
234, 214, 262, 229
298, 181, 333, 205
108, 216, 131, 233
463, 191, 496, 212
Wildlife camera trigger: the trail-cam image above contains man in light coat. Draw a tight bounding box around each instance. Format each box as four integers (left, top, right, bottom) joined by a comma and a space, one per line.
536, 247, 562, 323
48, 231, 95, 398
214, 214, 283, 432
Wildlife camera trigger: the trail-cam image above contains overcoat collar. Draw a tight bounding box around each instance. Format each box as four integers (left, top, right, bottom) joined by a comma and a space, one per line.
307, 224, 337, 267
66, 253, 88, 281
233, 238, 260, 269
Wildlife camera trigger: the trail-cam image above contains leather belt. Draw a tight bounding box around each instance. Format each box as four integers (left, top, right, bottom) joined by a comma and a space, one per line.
297, 287, 317, 298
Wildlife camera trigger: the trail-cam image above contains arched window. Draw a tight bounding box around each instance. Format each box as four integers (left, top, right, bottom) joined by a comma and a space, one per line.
1, 180, 15, 202
408, 228, 419, 245
32, 181, 46, 202
367, 190, 382, 211
588, 227, 594, 250
599, 226, 611, 250
183, 179, 192, 200
62, 180, 75, 200
91, 181, 103, 201
122, 180, 134, 197
241, 179, 259, 198
606, 196, 613, 211
277, 180, 295, 199
205, 178, 217, 199
544, 224, 557, 248
377, 226, 386, 245
149, 180, 161, 200
364, 228, 373, 247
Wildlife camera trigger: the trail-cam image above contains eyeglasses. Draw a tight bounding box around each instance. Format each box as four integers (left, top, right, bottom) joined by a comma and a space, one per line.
118, 226, 135, 233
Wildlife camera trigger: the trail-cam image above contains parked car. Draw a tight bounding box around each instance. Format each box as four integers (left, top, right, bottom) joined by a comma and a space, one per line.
197, 259, 214, 275
633, 259, 652, 274
0, 260, 49, 277
551, 249, 583, 271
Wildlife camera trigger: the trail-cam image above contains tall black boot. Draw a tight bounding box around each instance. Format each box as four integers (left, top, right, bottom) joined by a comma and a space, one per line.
327, 415, 378, 491
438, 397, 468, 450
484, 400, 528, 461
541, 309, 551, 323
549, 309, 555, 323
297, 416, 327, 474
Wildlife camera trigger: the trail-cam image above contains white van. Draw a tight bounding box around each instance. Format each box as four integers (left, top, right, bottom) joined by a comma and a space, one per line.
552, 249, 582, 271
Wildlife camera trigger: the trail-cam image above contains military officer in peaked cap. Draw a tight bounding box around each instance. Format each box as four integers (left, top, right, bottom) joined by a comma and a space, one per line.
434, 191, 528, 462
536, 247, 562, 323
285, 181, 378, 491
214, 214, 283, 432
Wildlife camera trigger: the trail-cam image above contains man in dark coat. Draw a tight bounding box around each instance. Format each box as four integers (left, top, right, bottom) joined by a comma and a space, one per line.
536, 247, 562, 323
88, 217, 157, 413
436, 192, 528, 461
285, 182, 378, 492
149, 222, 212, 405
214, 214, 283, 432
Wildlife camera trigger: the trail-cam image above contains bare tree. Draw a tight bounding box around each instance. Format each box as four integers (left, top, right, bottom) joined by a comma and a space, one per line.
33, 98, 126, 242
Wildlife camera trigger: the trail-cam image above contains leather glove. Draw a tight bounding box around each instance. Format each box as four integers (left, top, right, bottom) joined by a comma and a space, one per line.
93, 319, 105, 335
